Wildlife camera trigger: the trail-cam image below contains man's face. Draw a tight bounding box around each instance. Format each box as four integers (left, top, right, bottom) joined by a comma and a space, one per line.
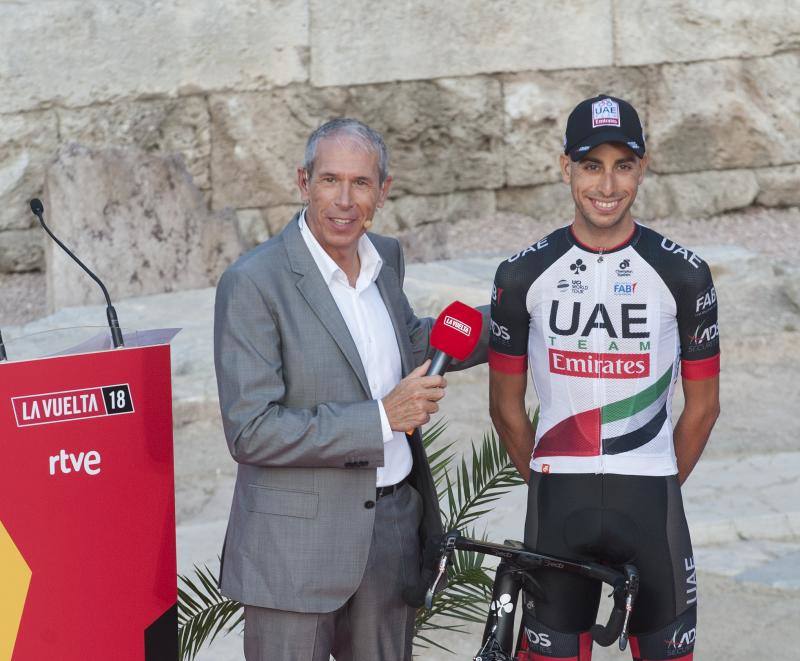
560, 142, 648, 232
297, 135, 392, 259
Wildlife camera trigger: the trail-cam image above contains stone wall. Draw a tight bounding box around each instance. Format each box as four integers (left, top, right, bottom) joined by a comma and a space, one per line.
1, 1, 798, 299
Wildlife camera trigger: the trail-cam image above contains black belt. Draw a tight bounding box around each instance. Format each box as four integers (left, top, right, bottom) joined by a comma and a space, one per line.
376, 477, 408, 500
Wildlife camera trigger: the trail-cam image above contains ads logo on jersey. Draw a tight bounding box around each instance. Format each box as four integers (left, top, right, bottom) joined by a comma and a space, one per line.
688, 322, 719, 351
490, 320, 511, 342
616, 258, 632, 277
549, 349, 650, 378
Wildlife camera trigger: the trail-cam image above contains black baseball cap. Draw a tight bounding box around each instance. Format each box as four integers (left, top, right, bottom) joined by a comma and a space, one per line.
563, 94, 645, 161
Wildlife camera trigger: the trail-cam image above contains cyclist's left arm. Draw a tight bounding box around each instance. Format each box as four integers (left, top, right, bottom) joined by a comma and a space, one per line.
674, 259, 721, 485
674, 374, 720, 484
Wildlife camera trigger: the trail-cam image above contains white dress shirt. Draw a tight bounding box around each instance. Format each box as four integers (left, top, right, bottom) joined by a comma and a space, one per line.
298, 212, 412, 487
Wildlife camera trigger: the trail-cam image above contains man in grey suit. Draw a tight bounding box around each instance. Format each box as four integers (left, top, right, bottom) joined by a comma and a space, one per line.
214, 118, 487, 660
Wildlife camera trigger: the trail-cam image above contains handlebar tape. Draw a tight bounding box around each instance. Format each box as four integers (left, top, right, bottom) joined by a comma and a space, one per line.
590, 604, 626, 647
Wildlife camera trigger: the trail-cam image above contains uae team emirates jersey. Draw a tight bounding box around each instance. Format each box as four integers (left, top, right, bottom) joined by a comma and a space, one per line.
489, 223, 720, 476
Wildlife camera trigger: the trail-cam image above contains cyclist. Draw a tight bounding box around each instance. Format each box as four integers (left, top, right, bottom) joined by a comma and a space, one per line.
489, 95, 720, 661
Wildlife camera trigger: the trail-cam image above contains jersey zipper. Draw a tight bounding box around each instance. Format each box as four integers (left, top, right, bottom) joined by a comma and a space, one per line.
595, 249, 608, 472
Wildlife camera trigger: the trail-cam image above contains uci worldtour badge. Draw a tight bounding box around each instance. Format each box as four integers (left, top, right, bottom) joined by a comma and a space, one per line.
592, 98, 621, 127
12, 384, 134, 427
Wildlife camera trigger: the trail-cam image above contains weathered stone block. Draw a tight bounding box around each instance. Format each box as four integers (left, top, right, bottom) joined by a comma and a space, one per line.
0, 0, 308, 114
264, 205, 304, 238
381, 190, 496, 233
0, 111, 58, 232
209, 87, 348, 210
647, 54, 800, 173
502, 69, 648, 187
211, 78, 504, 207
636, 170, 759, 219
0, 229, 44, 273
58, 97, 211, 189
309, 0, 612, 86
617, 1, 800, 66
496, 183, 574, 222
236, 205, 300, 248
756, 165, 800, 208
44, 144, 243, 311
236, 209, 272, 249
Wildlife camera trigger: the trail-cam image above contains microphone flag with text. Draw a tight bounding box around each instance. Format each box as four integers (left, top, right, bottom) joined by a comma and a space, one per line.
425, 300, 484, 376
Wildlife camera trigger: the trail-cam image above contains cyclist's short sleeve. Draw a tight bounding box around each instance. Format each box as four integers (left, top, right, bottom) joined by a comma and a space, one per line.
489, 259, 532, 374
677, 260, 720, 380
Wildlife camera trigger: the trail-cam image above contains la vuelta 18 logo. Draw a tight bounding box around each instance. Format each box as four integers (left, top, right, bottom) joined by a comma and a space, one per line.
11, 384, 134, 428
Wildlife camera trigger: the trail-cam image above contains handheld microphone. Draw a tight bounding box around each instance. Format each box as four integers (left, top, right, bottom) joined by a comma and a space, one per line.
426, 300, 484, 376
29, 198, 125, 349
404, 301, 483, 435
0, 330, 7, 362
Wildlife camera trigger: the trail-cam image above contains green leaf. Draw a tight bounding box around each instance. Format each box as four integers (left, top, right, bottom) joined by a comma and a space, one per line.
177, 563, 243, 660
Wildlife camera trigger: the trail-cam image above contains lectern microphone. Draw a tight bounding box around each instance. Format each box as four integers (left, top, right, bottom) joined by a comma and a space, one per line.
29, 198, 125, 348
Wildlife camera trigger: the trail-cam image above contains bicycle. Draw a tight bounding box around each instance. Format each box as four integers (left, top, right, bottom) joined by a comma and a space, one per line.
414, 531, 639, 661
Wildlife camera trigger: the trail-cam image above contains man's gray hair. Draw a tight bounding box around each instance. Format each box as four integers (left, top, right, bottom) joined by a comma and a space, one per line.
303, 118, 390, 184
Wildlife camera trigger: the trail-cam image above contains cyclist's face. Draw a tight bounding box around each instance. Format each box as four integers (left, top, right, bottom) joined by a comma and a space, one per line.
297, 135, 392, 263
560, 142, 648, 233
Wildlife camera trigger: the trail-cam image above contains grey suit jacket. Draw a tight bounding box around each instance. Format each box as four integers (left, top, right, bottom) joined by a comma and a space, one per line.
214, 214, 487, 612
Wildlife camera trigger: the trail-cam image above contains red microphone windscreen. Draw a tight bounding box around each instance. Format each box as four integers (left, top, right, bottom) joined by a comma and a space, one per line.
430, 301, 483, 361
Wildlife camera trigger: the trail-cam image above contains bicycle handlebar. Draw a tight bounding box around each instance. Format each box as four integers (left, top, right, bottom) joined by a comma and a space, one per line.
420, 531, 639, 652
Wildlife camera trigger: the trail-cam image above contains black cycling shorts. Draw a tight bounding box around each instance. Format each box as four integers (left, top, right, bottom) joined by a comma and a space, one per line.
524, 472, 697, 636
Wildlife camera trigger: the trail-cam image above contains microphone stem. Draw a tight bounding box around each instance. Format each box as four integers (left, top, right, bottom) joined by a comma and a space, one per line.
34, 212, 124, 349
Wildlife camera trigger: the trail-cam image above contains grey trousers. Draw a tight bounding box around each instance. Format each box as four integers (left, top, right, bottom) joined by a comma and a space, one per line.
243, 482, 423, 661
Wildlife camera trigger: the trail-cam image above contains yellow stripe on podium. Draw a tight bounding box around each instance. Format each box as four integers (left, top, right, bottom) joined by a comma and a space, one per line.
0, 521, 31, 660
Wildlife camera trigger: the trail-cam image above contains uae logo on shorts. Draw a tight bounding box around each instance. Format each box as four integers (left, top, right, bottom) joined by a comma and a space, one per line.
592, 98, 621, 127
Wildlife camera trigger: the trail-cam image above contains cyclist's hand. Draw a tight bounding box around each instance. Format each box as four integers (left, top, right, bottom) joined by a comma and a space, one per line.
383, 360, 447, 431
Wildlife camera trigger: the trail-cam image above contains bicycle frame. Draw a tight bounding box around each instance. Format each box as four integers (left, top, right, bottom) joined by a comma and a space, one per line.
425, 532, 639, 658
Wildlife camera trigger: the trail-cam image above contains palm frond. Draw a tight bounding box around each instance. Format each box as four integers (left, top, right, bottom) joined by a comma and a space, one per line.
421, 418, 455, 487
443, 427, 526, 532
177, 563, 242, 660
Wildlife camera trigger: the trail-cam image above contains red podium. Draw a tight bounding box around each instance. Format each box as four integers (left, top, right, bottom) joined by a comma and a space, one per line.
0, 335, 178, 660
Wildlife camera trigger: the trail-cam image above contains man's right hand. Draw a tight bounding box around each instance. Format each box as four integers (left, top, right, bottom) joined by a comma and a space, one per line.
383, 359, 447, 431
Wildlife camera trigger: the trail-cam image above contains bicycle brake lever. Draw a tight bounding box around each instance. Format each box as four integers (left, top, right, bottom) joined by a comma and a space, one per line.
425, 533, 458, 609
425, 553, 448, 609
618, 566, 639, 651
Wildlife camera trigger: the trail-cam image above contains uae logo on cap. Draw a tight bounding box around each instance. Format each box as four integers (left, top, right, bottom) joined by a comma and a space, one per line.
592, 98, 620, 128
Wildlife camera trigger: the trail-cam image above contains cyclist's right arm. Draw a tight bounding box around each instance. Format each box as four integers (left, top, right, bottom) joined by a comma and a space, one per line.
488, 259, 535, 483
490, 370, 533, 482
